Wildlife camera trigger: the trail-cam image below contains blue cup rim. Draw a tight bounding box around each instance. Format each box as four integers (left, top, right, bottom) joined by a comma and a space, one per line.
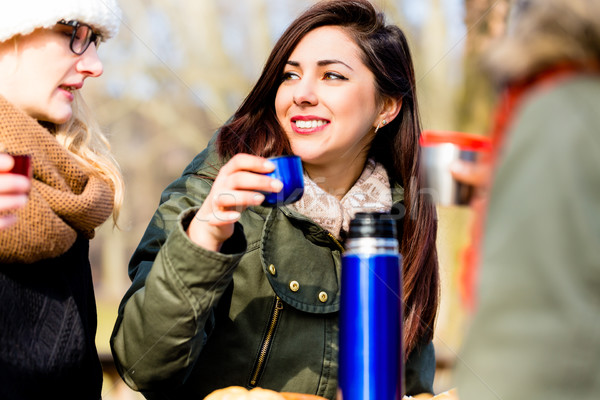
267, 155, 301, 161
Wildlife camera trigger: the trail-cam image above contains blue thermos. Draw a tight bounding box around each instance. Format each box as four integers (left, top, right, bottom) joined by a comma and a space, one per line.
338, 212, 403, 400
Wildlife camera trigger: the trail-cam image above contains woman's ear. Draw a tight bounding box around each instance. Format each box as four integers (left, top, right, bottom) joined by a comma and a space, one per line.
375, 97, 403, 128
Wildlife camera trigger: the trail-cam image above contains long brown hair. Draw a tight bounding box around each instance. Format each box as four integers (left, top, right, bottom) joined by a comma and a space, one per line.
217, 0, 439, 356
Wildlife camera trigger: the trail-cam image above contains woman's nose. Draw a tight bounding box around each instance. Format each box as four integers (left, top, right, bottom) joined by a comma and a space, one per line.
77, 44, 104, 78
293, 79, 318, 106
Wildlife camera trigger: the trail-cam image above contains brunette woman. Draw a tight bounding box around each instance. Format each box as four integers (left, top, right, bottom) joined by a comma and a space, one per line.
111, 1, 439, 399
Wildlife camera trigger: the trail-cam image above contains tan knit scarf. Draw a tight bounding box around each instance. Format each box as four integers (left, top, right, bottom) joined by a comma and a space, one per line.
290, 159, 392, 240
0, 96, 114, 264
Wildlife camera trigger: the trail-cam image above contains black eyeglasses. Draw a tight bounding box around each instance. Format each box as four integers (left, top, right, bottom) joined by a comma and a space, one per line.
57, 20, 103, 55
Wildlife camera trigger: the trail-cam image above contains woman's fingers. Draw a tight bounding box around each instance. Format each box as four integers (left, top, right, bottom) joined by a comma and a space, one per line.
0, 174, 30, 213
218, 170, 283, 197
450, 159, 490, 188
0, 174, 31, 194
212, 190, 265, 210
0, 194, 28, 211
207, 155, 283, 214
0, 153, 15, 172
194, 190, 264, 226
215, 155, 282, 198
219, 153, 276, 176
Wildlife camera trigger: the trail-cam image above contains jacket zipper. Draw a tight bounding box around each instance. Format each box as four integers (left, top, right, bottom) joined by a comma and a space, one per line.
249, 296, 284, 387
328, 232, 345, 253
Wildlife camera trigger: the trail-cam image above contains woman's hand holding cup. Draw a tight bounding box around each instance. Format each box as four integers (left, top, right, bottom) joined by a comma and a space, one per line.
187, 154, 283, 252
420, 130, 491, 207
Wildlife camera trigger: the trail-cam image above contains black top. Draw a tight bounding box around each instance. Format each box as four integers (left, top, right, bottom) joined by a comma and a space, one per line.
0, 235, 102, 400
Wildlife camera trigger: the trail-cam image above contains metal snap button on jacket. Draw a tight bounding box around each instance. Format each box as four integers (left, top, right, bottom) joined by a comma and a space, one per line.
289, 280, 300, 292
318, 291, 328, 303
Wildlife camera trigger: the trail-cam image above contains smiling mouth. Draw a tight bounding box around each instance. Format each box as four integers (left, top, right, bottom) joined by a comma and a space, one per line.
293, 120, 329, 129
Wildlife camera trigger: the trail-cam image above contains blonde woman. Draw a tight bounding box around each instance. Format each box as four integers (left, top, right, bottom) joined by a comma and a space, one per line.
0, 1, 123, 399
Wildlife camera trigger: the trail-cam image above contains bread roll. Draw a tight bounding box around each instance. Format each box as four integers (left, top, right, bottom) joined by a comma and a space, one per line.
204, 386, 327, 400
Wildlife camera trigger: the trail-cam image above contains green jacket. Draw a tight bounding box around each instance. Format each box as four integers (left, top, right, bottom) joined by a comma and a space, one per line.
455, 76, 600, 399
111, 138, 435, 399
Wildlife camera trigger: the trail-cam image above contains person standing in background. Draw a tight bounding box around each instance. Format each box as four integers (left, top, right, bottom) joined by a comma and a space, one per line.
454, 0, 600, 399
0, 1, 124, 399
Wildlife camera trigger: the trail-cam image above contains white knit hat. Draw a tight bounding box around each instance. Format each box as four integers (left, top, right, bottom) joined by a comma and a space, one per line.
0, 0, 122, 44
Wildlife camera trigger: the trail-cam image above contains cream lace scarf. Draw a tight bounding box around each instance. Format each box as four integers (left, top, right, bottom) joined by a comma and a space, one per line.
290, 159, 392, 240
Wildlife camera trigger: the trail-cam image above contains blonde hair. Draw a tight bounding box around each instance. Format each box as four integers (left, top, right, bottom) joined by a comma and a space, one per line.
53, 92, 124, 226
484, 0, 600, 85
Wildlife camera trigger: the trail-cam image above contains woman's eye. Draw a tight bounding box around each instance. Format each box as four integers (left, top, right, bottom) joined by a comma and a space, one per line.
281, 71, 300, 81
74, 30, 88, 41
324, 72, 347, 81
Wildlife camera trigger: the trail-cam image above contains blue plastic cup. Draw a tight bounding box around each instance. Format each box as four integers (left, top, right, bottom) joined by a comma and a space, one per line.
261, 155, 304, 207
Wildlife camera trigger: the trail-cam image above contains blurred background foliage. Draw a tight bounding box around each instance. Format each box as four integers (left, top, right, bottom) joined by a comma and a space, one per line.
88, 1, 509, 398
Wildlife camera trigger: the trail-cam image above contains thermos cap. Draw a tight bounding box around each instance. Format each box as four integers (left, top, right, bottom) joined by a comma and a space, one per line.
347, 212, 397, 239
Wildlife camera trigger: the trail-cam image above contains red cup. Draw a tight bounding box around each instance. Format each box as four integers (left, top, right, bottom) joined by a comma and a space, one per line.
9, 154, 32, 178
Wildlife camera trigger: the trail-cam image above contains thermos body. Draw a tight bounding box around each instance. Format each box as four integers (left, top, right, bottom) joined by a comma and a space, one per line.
338, 213, 403, 400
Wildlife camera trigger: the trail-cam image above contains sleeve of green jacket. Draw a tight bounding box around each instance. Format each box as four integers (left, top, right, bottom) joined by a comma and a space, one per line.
110, 163, 247, 391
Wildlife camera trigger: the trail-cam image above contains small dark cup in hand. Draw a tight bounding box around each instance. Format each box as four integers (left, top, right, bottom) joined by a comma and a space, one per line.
9, 154, 32, 179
